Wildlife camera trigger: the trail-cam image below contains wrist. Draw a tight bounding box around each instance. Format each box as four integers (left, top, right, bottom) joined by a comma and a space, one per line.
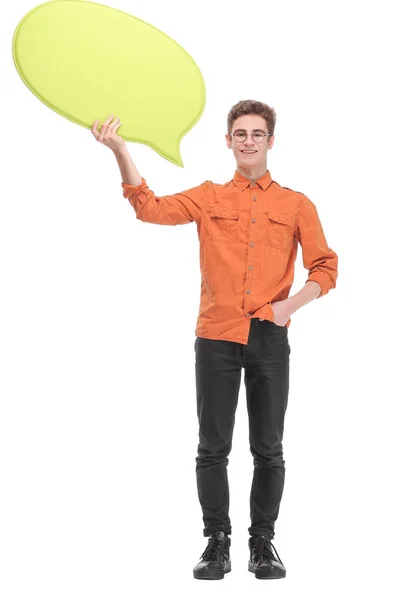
113, 144, 128, 157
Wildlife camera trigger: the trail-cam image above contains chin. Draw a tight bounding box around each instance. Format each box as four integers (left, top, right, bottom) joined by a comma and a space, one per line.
237, 156, 263, 167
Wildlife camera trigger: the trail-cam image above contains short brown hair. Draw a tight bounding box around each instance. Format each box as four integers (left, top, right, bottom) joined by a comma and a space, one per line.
227, 100, 277, 136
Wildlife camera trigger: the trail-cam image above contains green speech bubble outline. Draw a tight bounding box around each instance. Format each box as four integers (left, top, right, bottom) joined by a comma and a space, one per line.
12, 0, 207, 166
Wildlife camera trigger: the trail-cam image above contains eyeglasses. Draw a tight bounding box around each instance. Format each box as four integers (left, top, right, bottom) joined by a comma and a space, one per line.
229, 132, 272, 143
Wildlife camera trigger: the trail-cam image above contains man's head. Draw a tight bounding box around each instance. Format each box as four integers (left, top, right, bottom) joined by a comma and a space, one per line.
225, 100, 276, 170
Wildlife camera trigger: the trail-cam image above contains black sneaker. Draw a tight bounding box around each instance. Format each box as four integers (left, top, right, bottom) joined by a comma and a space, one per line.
248, 535, 286, 579
193, 531, 231, 580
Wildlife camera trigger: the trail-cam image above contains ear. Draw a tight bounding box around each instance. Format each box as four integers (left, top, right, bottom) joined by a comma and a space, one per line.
225, 134, 232, 149
268, 134, 275, 149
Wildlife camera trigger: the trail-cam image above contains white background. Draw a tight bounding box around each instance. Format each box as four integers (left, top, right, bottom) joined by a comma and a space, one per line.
1, 0, 399, 598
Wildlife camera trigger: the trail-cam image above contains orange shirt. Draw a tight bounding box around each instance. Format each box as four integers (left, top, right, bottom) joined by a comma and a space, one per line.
122, 169, 338, 344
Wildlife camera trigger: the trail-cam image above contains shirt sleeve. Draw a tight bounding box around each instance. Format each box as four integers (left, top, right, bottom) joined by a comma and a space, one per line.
121, 177, 205, 225
296, 195, 338, 298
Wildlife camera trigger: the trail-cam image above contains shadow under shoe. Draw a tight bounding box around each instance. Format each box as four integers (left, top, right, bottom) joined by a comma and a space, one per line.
248, 535, 286, 579
193, 531, 231, 580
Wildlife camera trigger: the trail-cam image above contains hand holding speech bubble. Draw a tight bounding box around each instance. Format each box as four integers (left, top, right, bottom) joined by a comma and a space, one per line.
12, 0, 206, 166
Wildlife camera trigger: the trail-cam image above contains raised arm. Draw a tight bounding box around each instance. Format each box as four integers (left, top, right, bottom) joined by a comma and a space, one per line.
91, 115, 204, 225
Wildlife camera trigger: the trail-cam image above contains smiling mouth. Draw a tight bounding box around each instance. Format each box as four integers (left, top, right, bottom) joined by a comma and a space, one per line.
241, 150, 258, 154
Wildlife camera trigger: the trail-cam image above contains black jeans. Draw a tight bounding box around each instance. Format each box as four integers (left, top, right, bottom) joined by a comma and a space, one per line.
194, 317, 290, 539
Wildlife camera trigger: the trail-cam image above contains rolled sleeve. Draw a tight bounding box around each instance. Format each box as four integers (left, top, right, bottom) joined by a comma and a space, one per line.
296, 195, 338, 298
122, 177, 150, 204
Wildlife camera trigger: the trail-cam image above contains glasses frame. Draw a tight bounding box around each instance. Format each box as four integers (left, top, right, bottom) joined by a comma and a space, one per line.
229, 132, 272, 143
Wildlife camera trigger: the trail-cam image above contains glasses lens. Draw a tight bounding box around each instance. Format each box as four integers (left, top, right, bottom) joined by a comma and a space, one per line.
232, 133, 266, 142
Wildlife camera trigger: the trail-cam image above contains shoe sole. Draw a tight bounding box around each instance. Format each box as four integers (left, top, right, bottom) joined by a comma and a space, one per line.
193, 564, 231, 580
248, 561, 286, 579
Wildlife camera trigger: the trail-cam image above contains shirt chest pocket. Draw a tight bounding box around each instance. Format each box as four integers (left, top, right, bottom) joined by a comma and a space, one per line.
207, 205, 240, 242
263, 211, 295, 250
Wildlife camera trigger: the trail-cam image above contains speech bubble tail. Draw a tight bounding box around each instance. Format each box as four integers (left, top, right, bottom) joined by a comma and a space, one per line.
167, 142, 184, 167
148, 141, 185, 167
174, 153, 184, 168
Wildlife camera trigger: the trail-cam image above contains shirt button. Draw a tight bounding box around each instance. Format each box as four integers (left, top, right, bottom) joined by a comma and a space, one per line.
250, 242, 254, 247
253, 197, 257, 201
248, 265, 253, 270
246, 312, 251, 317
246, 289, 251, 294
251, 182, 256, 187
251, 218, 256, 223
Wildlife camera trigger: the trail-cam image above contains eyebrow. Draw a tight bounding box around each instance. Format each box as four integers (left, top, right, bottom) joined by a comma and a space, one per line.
233, 128, 267, 134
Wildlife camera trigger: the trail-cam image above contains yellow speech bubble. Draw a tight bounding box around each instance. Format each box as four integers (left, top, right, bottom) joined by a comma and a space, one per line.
12, 0, 206, 166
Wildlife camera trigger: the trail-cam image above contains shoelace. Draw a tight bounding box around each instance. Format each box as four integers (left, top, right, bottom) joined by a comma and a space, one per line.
252, 537, 283, 565
200, 537, 227, 561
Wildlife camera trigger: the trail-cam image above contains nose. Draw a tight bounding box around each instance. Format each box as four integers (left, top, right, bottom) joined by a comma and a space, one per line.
243, 134, 255, 146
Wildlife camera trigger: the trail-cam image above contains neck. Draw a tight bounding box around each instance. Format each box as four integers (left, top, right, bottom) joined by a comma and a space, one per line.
236, 163, 268, 181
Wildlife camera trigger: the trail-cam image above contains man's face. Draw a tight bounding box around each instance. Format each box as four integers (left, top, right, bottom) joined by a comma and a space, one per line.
225, 114, 274, 168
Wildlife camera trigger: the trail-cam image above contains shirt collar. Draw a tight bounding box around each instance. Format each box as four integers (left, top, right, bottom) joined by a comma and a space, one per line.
232, 169, 272, 191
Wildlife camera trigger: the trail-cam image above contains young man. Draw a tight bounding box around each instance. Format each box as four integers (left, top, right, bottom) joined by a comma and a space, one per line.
91, 100, 338, 580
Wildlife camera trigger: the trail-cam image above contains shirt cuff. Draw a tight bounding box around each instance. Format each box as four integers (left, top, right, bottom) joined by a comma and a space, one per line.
121, 177, 147, 198
306, 272, 334, 298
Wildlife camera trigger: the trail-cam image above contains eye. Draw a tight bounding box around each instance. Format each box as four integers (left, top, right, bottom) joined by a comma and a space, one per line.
253, 133, 264, 142
234, 133, 246, 142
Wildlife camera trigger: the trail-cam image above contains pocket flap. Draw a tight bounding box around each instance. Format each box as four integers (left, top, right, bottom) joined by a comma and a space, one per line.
266, 212, 294, 226
211, 205, 239, 220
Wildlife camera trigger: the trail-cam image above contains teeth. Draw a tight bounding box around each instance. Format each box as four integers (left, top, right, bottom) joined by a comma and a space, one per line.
242, 151, 256, 154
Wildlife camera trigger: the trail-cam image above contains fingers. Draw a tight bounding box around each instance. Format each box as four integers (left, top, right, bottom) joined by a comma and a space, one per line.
91, 115, 121, 146
110, 117, 121, 133
99, 114, 115, 142
91, 119, 100, 139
